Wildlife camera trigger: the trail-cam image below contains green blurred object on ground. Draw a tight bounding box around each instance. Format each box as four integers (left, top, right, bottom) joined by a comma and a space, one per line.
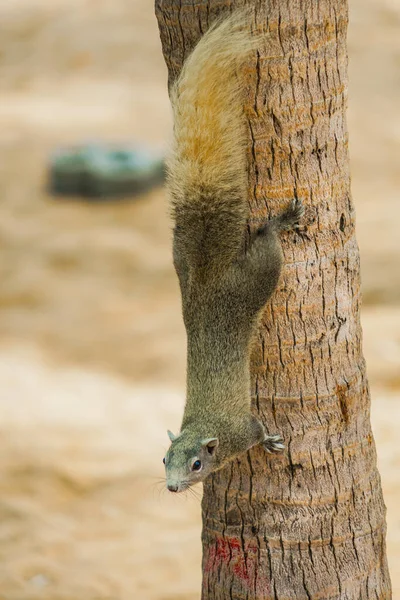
49, 143, 165, 199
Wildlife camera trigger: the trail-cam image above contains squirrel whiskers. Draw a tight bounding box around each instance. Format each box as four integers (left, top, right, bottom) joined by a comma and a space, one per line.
163, 11, 304, 493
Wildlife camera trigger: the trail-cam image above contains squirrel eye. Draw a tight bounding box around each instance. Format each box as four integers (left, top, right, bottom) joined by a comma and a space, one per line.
192, 459, 202, 471
163, 457, 166, 465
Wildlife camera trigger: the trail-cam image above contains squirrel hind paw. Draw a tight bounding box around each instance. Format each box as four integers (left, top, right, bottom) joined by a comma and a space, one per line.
262, 434, 285, 454
278, 199, 305, 231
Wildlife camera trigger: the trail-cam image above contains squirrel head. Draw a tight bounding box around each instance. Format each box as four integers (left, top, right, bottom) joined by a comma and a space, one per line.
163, 429, 219, 492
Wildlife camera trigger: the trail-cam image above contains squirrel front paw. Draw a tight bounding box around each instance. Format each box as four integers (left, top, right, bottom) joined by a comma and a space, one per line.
262, 434, 285, 454
278, 198, 305, 231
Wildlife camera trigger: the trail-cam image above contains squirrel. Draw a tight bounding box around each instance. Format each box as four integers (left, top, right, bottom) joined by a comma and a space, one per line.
162, 12, 304, 493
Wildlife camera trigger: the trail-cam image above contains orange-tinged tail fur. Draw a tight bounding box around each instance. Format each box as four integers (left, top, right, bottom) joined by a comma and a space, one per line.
167, 12, 258, 215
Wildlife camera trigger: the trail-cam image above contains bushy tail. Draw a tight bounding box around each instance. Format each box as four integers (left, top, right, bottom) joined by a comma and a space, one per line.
167, 11, 259, 217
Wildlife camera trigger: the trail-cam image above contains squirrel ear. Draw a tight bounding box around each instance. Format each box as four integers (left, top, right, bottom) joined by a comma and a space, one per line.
202, 438, 219, 455
167, 430, 177, 442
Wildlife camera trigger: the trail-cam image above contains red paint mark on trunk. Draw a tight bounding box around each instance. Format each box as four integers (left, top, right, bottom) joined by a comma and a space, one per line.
203, 535, 271, 595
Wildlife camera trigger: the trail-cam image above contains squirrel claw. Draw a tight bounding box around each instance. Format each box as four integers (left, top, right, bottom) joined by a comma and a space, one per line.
262, 434, 285, 454
291, 198, 305, 228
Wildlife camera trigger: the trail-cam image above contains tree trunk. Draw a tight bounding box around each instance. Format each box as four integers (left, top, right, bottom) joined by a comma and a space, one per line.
155, 1, 392, 598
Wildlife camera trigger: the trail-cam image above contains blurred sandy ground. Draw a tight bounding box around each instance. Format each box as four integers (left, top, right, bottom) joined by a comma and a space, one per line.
0, 0, 398, 598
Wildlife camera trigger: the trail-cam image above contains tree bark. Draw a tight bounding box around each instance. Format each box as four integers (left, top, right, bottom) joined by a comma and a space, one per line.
155, 1, 392, 598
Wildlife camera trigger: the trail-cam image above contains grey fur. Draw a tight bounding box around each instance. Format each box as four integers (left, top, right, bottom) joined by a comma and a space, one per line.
164, 200, 304, 492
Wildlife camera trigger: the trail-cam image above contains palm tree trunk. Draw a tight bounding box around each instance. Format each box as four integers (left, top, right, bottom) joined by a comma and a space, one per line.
155, 1, 392, 598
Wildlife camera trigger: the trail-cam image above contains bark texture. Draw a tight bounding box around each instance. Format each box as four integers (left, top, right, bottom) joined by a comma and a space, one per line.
155, 1, 392, 598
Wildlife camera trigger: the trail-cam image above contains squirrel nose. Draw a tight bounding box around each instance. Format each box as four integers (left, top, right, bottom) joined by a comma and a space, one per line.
167, 483, 179, 493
